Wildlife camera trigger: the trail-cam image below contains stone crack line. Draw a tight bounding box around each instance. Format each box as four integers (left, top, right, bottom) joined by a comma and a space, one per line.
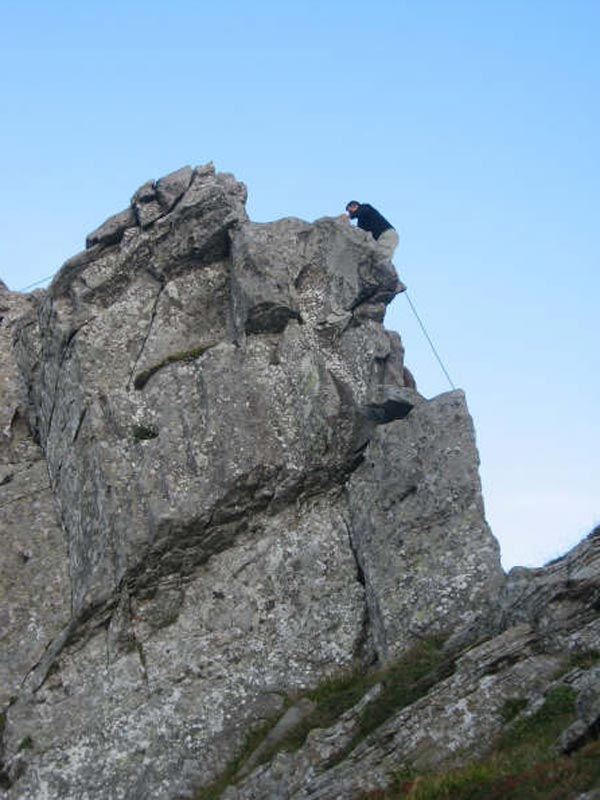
0, 484, 52, 508
341, 510, 379, 663
126, 276, 166, 391
45, 316, 96, 442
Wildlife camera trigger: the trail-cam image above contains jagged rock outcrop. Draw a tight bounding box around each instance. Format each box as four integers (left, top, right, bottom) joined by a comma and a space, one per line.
223, 527, 600, 799
0, 163, 596, 800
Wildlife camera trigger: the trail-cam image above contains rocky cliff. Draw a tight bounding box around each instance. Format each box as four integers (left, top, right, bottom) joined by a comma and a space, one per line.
0, 165, 598, 800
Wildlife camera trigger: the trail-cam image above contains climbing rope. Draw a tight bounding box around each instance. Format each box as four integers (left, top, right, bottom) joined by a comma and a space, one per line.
403, 291, 456, 390
17, 274, 55, 292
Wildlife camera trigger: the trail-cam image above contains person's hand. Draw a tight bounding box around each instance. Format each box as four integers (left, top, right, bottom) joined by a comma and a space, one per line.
338, 213, 350, 220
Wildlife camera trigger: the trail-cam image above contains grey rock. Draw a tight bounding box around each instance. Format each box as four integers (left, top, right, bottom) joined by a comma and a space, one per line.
575, 669, 600, 727
237, 698, 317, 779
225, 684, 384, 800
229, 625, 563, 799
132, 178, 155, 203
3, 497, 366, 799
363, 385, 422, 424
6, 164, 416, 797
155, 165, 194, 211
559, 664, 600, 753
6, 163, 581, 800
559, 719, 590, 754
13, 167, 406, 618
61, 243, 104, 270
228, 528, 600, 800
131, 178, 163, 227
346, 389, 504, 660
230, 218, 305, 336
0, 285, 70, 708
495, 526, 600, 651
85, 206, 137, 249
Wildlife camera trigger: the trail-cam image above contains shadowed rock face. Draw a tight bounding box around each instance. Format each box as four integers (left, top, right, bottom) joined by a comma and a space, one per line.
0, 287, 71, 711
0, 164, 508, 799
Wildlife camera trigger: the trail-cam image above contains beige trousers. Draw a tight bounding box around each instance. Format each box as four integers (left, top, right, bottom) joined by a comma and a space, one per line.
375, 228, 399, 260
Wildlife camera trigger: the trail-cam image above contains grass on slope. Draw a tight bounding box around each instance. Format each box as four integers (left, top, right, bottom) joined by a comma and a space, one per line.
194, 635, 451, 799
361, 683, 600, 799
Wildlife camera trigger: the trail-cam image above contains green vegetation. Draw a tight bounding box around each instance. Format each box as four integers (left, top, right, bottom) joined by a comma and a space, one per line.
501, 685, 576, 751
362, 741, 600, 799
193, 719, 278, 800
569, 648, 600, 670
553, 648, 600, 680
192, 652, 600, 800
499, 697, 529, 723
131, 424, 159, 441
17, 735, 33, 751
194, 636, 451, 799
354, 636, 453, 744
134, 344, 213, 390
244, 635, 451, 773
359, 684, 600, 799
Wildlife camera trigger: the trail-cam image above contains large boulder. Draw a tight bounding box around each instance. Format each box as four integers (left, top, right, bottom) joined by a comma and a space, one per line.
346, 389, 503, 660
1, 164, 504, 799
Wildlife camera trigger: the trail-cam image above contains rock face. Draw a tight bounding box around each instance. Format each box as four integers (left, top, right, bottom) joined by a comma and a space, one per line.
0, 164, 596, 800
223, 528, 600, 800
0, 287, 71, 710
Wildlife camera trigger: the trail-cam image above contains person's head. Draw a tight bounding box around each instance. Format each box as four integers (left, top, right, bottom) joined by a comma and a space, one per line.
345, 201, 360, 219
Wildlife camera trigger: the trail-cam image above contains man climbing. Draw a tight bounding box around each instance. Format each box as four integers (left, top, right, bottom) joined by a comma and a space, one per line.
343, 201, 406, 293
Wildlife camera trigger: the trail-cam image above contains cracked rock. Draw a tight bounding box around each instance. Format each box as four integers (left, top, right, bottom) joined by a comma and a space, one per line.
0, 164, 510, 800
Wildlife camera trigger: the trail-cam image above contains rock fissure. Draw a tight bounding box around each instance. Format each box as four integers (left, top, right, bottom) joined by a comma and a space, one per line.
133, 340, 219, 391
71, 406, 87, 444
43, 316, 96, 444
342, 516, 378, 666
0, 484, 52, 509
126, 277, 166, 391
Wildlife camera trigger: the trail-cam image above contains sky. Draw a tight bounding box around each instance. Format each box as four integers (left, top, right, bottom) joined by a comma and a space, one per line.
1, 0, 598, 569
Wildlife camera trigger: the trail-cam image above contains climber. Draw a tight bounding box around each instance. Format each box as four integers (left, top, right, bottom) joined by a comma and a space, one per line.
343, 201, 406, 293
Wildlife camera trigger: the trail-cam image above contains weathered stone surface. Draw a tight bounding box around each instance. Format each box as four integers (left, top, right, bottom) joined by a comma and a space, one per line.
226, 625, 564, 799
6, 163, 578, 800
3, 496, 366, 799
155, 165, 194, 211
85, 206, 137, 249
0, 285, 70, 709
226, 529, 600, 799
237, 698, 317, 779
0, 165, 415, 797
131, 178, 163, 228
346, 389, 504, 660
12, 168, 411, 623
495, 526, 600, 652
132, 178, 155, 203
223, 684, 385, 800
230, 218, 305, 336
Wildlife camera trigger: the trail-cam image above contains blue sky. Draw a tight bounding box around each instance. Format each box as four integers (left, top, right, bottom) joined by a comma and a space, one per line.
1, 0, 598, 568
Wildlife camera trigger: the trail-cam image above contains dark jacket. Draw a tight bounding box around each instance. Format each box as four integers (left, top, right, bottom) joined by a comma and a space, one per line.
354, 204, 394, 240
